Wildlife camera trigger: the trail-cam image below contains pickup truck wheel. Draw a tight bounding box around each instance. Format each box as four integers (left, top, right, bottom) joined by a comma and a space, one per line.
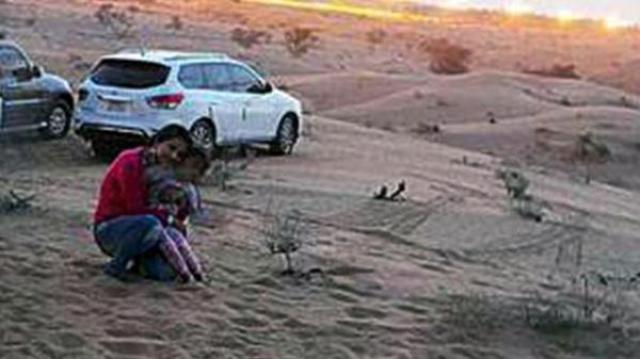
40, 101, 71, 139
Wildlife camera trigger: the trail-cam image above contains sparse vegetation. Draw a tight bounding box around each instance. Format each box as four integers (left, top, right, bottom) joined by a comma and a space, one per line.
166, 15, 183, 31
209, 148, 251, 191
618, 96, 638, 109
560, 96, 572, 106
94, 4, 135, 39
284, 27, 319, 58
524, 273, 636, 334
0, 190, 35, 214
262, 204, 307, 275
24, 16, 37, 27
413, 122, 441, 135
524, 64, 581, 79
418, 37, 472, 75
496, 169, 545, 221
574, 131, 611, 184
487, 111, 496, 124
365, 29, 386, 50
231, 27, 271, 49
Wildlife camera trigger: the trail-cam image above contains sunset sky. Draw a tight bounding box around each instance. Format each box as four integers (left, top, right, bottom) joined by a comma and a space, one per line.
419, 0, 639, 24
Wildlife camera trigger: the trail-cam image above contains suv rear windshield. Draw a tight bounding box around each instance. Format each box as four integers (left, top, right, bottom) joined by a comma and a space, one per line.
90, 59, 170, 89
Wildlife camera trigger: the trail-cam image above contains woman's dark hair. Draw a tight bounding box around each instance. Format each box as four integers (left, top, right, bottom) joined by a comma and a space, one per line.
150, 124, 193, 147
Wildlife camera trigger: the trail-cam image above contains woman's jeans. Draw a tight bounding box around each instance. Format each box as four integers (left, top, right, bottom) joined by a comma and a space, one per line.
94, 215, 177, 281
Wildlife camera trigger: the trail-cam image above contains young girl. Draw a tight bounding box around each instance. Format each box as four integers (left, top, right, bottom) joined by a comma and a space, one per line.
146, 147, 210, 282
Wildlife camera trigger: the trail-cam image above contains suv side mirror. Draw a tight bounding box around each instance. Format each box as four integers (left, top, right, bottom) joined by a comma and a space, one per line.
32, 65, 43, 78
263, 81, 273, 93
247, 81, 273, 95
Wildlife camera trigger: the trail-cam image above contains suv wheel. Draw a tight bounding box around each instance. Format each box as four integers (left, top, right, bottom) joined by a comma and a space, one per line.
270, 115, 297, 156
40, 101, 71, 139
190, 120, 217, 155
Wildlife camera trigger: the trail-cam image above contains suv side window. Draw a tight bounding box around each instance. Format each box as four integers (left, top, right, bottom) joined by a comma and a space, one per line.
178, 64, 206, 89
227, 64, 262, 93
0, 45, 28, 80
203, 63, 232, 92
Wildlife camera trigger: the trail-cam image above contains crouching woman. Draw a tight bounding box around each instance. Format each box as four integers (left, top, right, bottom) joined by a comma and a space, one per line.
92, 125, 192, 282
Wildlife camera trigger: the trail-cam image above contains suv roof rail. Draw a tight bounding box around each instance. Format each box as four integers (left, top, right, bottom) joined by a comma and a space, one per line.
117, 46, 147, 55
112, 48, 229, 61
163, 52, 229, 61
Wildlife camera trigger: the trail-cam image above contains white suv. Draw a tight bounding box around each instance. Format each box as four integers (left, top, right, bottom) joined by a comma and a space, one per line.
74, 50, 302, 157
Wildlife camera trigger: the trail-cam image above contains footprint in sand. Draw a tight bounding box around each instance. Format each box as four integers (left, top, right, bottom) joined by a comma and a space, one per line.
344, 306, 388, 320
99, 338, 184, 358
104, 327, 164, 341
50, 331, 88, 350
229, 316, 269, 329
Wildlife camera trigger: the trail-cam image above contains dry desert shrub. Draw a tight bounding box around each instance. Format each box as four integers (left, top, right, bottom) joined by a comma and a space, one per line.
208, 147, 252, 191
618, 96, 639, 110
418, 37, 472, 75
524, 64, 581, 79
0, 190, 35, 214
231, 27, 271, 49
413, 122, 441, 135
166, 15, 183, 31
496, 169, 546, 221
366, 29, 387, 49
262, 204, 307, 275
284, 27, 319, 58
94, 3, 135, 39
575, 132, 611, 161
574, 131, 611, 184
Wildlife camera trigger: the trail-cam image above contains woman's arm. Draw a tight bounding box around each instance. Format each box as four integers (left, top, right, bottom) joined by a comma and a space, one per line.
113, 149, 169, 221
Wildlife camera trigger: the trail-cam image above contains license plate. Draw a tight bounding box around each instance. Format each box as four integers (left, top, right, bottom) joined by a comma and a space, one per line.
100, 100, 129, 113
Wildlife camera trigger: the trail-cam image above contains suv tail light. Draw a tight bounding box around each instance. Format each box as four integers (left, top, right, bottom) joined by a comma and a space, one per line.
147, 93, 184, 110
78, 88, 89, 102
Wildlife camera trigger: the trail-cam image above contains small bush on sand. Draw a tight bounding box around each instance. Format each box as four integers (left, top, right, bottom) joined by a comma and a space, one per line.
366, 29, 386, 49
574, 131, 611, 184
496, 169, 545, 222
94, 3, 134, 39
166, 15, 183, 31
0, 190, 35, 214
618, 96, 639, 110
262, 204, 307, 275
418, 37, 472, 75
413, 122, 441, 135
284, 27, 319, 58
524, 64, 580, 79
231, 27, 271, 49
209, 148, 251, 191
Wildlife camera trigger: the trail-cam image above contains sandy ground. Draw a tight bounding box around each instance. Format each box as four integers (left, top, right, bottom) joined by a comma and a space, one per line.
2, 0, 640, 358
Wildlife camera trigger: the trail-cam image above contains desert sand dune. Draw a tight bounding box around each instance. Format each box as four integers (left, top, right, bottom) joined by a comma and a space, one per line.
3, 115, 640, 358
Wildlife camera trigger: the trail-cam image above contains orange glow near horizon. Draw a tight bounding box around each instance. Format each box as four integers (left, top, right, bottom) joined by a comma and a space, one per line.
604, 15, 632, 30
504, 2, 533, 16
245, 0, 441, 23
555, 10, 578, 24
245, 0, 633, 31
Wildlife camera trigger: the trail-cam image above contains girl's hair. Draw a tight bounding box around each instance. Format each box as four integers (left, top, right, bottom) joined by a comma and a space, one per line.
184, 146, 212, 176
150, 125, 193, 147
